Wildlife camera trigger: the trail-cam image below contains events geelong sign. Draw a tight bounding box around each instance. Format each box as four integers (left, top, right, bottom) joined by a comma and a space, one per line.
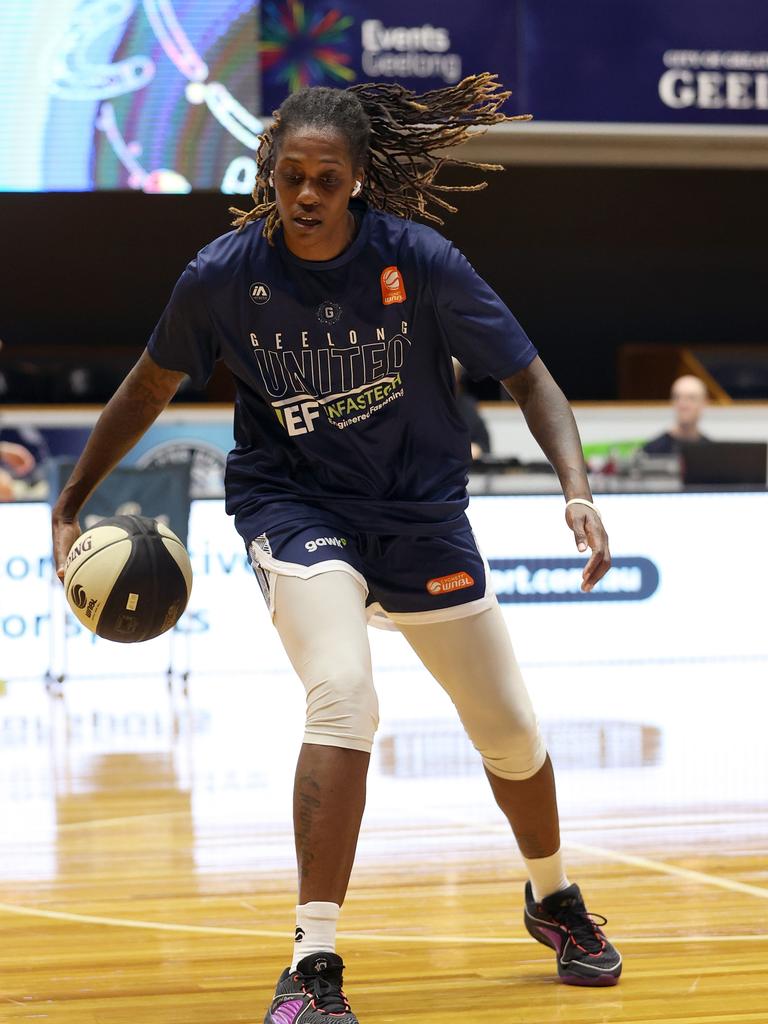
260, 0, 519, 113
1, 493, 766, 683
260, 0, 768, 125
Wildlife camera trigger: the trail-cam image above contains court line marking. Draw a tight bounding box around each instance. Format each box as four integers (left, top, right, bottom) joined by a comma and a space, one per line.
0, 901, 765, 945
562, 839, 768, 900
8, 808, 765, 838
54, 810, 190, 831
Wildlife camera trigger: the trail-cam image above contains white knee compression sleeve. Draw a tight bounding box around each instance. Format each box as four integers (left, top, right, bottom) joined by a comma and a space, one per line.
274, 571, 379, 753
399, 601, 546, 781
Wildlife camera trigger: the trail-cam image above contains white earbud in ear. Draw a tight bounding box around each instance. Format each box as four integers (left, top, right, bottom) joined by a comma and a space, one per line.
352, 180, 362, 197
268, 172, 274, 187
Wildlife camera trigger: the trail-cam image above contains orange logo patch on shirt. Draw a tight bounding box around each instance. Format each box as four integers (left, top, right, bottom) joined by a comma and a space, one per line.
426, 571, 475, 595
380, 265, 406, 305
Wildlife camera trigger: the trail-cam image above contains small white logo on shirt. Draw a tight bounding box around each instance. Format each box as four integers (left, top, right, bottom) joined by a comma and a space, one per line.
316, 300, 342, 324
250, 282, 271, 304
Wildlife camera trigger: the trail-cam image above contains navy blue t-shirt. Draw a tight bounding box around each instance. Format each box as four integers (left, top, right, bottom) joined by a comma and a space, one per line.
148, 202, 536, 537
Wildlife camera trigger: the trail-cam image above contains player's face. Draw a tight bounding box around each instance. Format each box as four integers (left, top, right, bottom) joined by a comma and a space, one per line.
273, 128, 362, 260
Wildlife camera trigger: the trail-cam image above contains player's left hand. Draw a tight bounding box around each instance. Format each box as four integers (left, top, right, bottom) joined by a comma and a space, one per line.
565, 504, 611, 592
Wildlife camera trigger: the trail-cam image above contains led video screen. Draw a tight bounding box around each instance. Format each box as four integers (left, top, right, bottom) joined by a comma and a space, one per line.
0, 1, 261, 193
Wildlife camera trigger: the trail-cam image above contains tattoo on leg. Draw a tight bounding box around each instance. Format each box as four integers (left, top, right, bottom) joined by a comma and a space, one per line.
295, 772, 321, 877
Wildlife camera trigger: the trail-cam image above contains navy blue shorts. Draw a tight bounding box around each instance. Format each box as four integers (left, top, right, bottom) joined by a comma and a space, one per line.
246, 513, 493, 629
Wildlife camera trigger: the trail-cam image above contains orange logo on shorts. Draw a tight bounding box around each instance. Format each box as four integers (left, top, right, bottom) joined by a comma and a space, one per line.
380, 265, 406, 305
426, 571, 475, 595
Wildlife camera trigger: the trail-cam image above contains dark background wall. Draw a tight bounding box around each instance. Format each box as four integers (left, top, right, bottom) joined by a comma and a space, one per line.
2, 164, 765, 400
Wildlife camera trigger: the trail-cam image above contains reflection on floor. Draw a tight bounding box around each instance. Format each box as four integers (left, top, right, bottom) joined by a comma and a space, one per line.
0, 660, 766, 1022
379, 717, 663, 777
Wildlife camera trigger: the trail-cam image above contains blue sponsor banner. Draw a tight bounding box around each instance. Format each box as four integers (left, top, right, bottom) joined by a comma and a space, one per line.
521, 0, 768, 124
489, 557, 660, 604
261, 0, 768, 125
260, 0, 521, 113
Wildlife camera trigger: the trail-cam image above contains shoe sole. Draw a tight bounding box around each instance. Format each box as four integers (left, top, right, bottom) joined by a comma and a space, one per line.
524, 911, 622, 986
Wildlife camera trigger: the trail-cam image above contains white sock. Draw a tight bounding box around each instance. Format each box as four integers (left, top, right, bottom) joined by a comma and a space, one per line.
523, 849, 570, 903
290, 901, 340, 971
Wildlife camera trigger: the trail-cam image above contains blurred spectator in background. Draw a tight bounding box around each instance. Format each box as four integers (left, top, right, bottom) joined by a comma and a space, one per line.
453, 358, 491, 460
0, 440, 37, 501
642, 374, 711, 455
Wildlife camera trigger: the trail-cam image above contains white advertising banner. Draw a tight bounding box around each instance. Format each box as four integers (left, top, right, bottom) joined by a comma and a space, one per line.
1, 493, 766, 684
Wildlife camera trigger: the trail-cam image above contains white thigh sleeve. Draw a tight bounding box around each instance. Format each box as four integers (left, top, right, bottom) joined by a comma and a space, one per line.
399, 600, 546, 781
273, 571, 379, 753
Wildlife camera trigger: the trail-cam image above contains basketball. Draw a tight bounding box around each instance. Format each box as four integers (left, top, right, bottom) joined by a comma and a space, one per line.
63, 515, 192, 643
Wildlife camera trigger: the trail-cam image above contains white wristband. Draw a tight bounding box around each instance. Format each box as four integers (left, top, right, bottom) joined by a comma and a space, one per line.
565, 497, 601, 518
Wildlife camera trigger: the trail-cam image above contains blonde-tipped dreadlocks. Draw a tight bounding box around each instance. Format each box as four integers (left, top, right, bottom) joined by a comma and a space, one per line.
229, 73, 530, 243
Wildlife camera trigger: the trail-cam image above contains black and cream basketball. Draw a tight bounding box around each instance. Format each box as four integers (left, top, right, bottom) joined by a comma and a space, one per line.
63, 515, 192, 643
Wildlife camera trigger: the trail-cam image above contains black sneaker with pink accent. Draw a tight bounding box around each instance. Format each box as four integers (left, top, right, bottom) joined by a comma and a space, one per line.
523, 881, 622, 986
264, 951, 359, 1024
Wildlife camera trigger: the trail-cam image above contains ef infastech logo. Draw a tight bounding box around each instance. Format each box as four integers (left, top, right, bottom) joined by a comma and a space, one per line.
489, 557, 660, 603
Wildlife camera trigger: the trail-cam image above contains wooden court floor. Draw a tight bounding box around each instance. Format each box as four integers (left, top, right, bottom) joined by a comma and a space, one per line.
0, 678, 766, 1023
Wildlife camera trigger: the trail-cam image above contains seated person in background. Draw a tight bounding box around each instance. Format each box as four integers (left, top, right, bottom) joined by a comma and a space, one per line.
642, 374, 711, 455
453, 358, 492, 460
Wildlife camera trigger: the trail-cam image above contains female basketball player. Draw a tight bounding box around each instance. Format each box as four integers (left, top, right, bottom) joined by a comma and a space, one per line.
52, 75, 621, 1022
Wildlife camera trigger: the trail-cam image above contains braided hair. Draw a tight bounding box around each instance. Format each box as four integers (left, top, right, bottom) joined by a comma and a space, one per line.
230, 73, 530, 242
